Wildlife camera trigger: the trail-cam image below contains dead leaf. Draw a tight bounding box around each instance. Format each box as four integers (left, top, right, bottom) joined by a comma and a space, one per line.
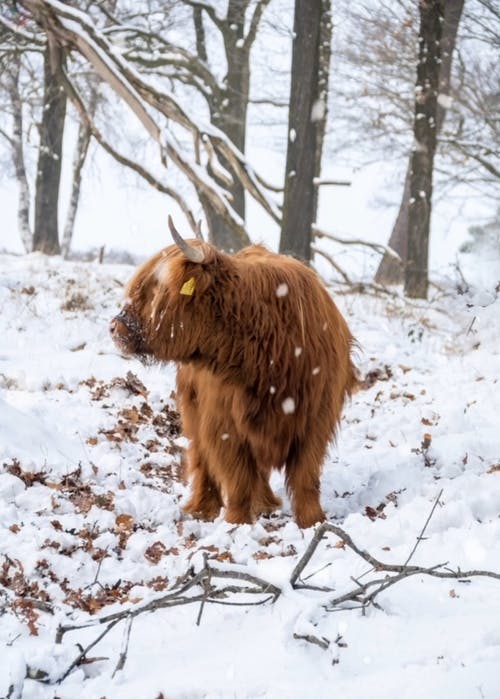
115, 514, 134, 532
364, 504, 387, 521
254, 551, 273, 560
422, 433, 432, 450
144, 541, 168, 564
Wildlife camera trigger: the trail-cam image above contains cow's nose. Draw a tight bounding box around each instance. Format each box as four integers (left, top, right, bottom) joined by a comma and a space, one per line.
109, 318, 118, 335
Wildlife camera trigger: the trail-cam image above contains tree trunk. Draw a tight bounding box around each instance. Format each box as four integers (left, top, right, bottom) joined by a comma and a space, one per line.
375, 0, 464, 285
61, 0, 117, 258
313, 0, 332, 220
280, 0, 328, 262
61, 83, 99, 259
6, 55, 32, 253
61, 122, 91, 259
404, 0, 444, 298
195, 1, 251, 251
33, 40, 67, 255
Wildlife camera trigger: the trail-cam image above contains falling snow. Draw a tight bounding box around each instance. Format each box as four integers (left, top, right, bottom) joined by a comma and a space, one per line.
281, 397, 296, 414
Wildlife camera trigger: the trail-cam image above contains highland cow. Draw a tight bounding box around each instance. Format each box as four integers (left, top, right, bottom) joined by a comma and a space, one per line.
110, 217, 356, 528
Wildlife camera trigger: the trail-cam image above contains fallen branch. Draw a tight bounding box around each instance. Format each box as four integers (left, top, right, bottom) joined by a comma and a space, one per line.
53, 560, 280, 682
290, 491, 500, 614
30, 493, 500, 684
112, 615, 133, 678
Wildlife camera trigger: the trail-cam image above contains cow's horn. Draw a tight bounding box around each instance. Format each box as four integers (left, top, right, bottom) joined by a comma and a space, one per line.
168, 215, 205, 263
194, 219, 204, 241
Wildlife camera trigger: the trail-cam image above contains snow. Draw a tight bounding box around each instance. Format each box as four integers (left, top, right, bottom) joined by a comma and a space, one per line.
1, 2, 500, 692
281, 397, 296, 414
437, 93, 454, 109
1, 251, 499, 698
311, 98, 326, 123
275, 283, 289, 297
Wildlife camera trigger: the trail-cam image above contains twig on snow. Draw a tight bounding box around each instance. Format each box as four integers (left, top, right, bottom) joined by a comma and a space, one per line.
112, 614, 133, 678
54, 559, 280, 681
57, 618, 121, 683
293, 632, 330, 650
403, 489, 443, 566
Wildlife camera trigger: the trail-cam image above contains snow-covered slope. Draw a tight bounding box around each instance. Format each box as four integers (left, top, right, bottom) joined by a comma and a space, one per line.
0, 252, 499, 699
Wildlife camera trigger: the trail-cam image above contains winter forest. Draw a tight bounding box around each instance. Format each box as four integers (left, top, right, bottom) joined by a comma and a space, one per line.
0, 0, 499, 697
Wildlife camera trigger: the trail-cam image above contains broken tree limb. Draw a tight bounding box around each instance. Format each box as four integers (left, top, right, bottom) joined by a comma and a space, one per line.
18, 0, 281, 240
53, 560, 280, 681
290, 497, 500, 614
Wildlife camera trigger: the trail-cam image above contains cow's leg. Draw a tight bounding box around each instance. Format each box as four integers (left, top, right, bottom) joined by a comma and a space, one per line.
177, 367, 223, 521
252, 470, 282, 517
285, 435, 326, 529
182, 446, 223, 521
219, 440, 258, 525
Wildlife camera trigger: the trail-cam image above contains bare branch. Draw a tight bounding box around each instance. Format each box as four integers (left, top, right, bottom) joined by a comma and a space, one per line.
58, 64, 198, 233
245, 0, 272, 50
112, 615, 133, 678
290, 516, 500, 615
404, 489, 443, 566
57, 618, 121, 683
0, 12, 45, 45
182, 1, 225, 33
312, 246, 352, 285
19, 0, 281, 234
54, 560, 280, 679
313, 226, 401, 260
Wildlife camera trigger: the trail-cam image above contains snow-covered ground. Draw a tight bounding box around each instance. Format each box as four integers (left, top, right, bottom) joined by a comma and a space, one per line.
0, 249, 499, 698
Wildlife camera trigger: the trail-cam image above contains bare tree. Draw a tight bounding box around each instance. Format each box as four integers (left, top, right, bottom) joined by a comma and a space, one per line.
103, 0, 272, 249
0, 3, 98, 257
375, 0, 465, 285
3, 53, 32, 252
190, 0, 271, 249
16, 0, 280, 253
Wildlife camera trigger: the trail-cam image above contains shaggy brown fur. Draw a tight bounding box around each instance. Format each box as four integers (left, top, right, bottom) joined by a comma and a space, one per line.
110, 233, 357, 528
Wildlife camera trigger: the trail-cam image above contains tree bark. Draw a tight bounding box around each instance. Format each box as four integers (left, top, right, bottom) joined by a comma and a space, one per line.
33, 39, 67, 254
404, 0, 444, 298
280, 0, 329, 262
313, 0, 332, 220
375, 0, 464, 285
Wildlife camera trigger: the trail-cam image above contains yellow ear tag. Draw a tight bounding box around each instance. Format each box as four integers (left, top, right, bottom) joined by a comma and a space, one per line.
180, 277, 196, 296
